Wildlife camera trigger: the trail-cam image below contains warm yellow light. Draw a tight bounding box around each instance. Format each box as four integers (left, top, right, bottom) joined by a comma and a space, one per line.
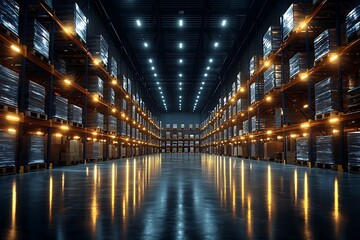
10, 44, 21, 53
6, 115, 20, 122
249, 135, 254, 138
332, 129, 339, 134
303, 133, 308, 137
93, 95, 99, 102
232, 119, 235, 122
55, 133, 62, 137
73, 135, 80, 140
241, 113, 245, 116
111, 79, 117, 85
266, 130, 273, 135
62, 79, 72, 86
300, 72, 309, 80
8, 128, 16, 133
126, 95, 130, 99
93, 59, 100, 66
92, 132, 98, 136
329, 53, 339, 62
121, 113, 126, 118
329, 117, 340, 123
290, 134, 298, 138
303, 104, 308, 109
230, 98, 235, 102
249, 107, 253, 111
132, 121, 136, 125
112, 108, 116, 113
63, 26, 73, 34
240, 87, 245, 92
265, 96, 272, 102
36, 131, 43, 136
299, 21, 307, 30
126, 138, 130, 141
93, 138, 97, 141
143, 127, 146, 130
277, 135, 283, 140
264, 60, 271, 67
111, 135, 116, 139
301, 122, 310, 128
60, 125, 69, 131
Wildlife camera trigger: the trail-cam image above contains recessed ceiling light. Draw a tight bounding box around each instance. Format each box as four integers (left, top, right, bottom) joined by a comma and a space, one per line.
160, 91, 163, 94
161, 96, 164, 98
200, 87, 203, 90
151, 66, 155, 70
221, 19, 227, 27
179, 19, 183, 27
197, 95, 199, 98
198, 91, 201, 94
149, 59, 153, 63
202, 82, 205, 85
179, 82, 182, 85
196, 99, 198, 102
206, 66, 210, 70
136, 19, 141, 27
179, 96, 182, 99
154, 73, 157, 77
180, 88, 182, 90
179, 73, 183, 77
204, 73, 208, 77
179, 59, 183, 63
179, 42, 183, 49
156, 82, 160, 85
214, 42, 219, 48
144, 42, 149, 47
162, 99, 165, 102
158, 87, 161, 90
209, 59, 213, 63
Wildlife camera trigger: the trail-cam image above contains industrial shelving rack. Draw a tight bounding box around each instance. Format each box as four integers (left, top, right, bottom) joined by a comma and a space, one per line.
200, 0, 360, 172
0, 0, 161, 175
161, 124, 201, 153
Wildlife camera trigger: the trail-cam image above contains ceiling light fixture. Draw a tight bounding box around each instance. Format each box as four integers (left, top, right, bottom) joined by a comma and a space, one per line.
179, 42, 183, 49
209, 58, 213, 63
214, 42, 219, 48
222, 19, 227, 27
149, 59, 153, 63
179, 19, 183, 27
136, 19, 141, 27
144, 42, 148, 47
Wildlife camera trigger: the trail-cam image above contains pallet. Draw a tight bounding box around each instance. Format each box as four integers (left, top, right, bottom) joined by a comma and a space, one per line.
30, 49, 50, 65
86, 158, 103, 163
25, 110, 48, 120
0, 104, 18, 114
0, 24, 20, 43
106, 131, 117, 135
315, 111, 340, 121
349, 165, 360, 173
346, 30, 360, 45
90, 128, 104, 133
27, 163, 47, 172
69, 121, 83, 128
0, 166, 16, 176
315, 162, 334, 170
314, 54, 330, 66
52, 117, 68, 125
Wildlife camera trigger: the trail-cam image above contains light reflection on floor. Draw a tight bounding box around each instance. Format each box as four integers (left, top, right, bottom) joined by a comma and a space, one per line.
0, 153, 360, 239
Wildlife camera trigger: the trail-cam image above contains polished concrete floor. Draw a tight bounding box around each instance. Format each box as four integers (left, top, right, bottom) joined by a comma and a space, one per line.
1, 153, 360, 239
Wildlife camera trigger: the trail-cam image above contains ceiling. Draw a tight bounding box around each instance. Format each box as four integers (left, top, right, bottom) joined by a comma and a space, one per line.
99, 0, 255, 113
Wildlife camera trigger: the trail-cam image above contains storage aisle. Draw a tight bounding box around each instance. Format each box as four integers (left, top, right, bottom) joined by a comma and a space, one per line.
0, 153, 360, 239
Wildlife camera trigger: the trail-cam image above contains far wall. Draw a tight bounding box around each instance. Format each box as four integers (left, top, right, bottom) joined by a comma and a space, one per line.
160, 112, 201, 128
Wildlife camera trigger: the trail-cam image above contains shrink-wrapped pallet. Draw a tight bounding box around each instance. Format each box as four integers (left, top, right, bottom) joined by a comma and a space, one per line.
296, 137, 309, 161
0, 64, 18, 107
68, 104, 82, 124
0, 0, 19, 36
53, 96, 68, 121
89, 35, 108, 67
25, 80, 45, 114
87, 112, 104, 130
263, 26, 281, 58
0, 130, 16, 166
314, 77, 339, 116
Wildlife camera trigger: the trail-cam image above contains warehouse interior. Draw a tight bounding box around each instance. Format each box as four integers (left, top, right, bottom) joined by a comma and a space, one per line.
2, 0, 360, 238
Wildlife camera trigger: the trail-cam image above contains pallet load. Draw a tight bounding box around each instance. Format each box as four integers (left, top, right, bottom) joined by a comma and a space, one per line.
249, 55, 262, 76
88, 76, 104, 98
88, 35, 108, 67
110, 57, 118, 78
348, 131, 360, 166
61, 139, 83, 165
264, 141, 283, 160
243, 120, 250, 134
25, 80, 46, 115
29, 20, 50, 59
236, 98, 248, 113
44, 0, 52, 9
251, 115, 265, 132
106, 115, 117, 133
282, 3, 303, 42
0, 129, 16, 167
296, 137, 309, 161
289, 52, 308, 79
0, 0, 19, 36
264, 64, 282, 94
348, 86, 360, 112
86, 141, 103, 161
314, 77, 339, 119
251, 143, 263, 159
0, 64, 18, 108
53, 96, 68, 121
87, 112, 104, 130
275, 108, 282, 129
57, 2, 88, 43
250, 82, 264, 104
315, 135, 339, 164
28, 135, 45, 164
68, 104, 82, 125
263, 26, 281, 58
105, 87, 115, 106
120, 121, 126, 136
346, 5, 360, 43
314, 29, 337, 64
55, 59, 66, 75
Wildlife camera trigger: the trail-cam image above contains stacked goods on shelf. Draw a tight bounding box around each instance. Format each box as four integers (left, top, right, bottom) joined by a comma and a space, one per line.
346, 6, 360, 40
347, 132, 360, 166
289, 52, 308, 79
314, 77, 339, 117
55, 59, 66, 75
314, 29, 337, 64
250, 82, 264, 104
57, 2, 88, 43
282, 3, 303, 41
106, 115, 117, 133
264, 141, 283, 160
251, 116, 265, 132
264, 64, 282, 94
250, 55, 262, 76
126, 124, 130, 137
0, 64, 18, 107
296, 137, 309, 161
86, 141, 103, 160
44, 0, 52, 9
251, 143, 263, 159
25, 80, 45, 114
62, 139, 83, 164
104, 87, 115, 105
88, 35, 108, 67
120, 121, 126, 136
0, 0, 19, 36
27, 135, 45, 164
28, 20, 50, 58
68, 104, 82, 124
348, 86, 360, 112
263, 26, 281, 58
87, 112, 104, 130
0, 130, 16, 167
243, 120, 250, 134
110, 57, 118, 78
315, 135, 339, 164
88, 76, 104, 98
53, 96, 68, 121
236, 98, 248, 113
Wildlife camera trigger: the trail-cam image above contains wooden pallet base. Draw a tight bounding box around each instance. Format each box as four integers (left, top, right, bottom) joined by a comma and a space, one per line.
315, 111, 340, 121
347, 30, 360, 45
86, 158, 103, 163
52, 117, 68, 125
69, 121, 83, 128
0, 25, 20, 43
0, 166, 16, 175
30, 49, 50, 64
315, 162, 334, 170
27, 163, 47, 172
349, 165, 360, 173
0, 104, 18, 114
25, 110, 48, 120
